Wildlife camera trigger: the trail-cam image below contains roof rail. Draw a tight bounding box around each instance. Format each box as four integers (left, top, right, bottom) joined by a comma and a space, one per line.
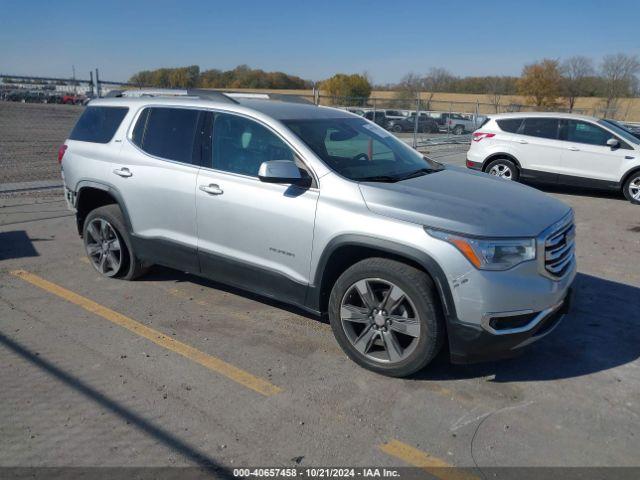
186, 88, 239, 104
102, 88, 312, 105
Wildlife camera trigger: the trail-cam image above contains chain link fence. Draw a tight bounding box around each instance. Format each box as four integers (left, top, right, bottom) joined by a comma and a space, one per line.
0, 101, 83, 188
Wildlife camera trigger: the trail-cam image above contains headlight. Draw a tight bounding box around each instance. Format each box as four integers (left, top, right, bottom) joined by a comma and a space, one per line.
425, 228, 536, 270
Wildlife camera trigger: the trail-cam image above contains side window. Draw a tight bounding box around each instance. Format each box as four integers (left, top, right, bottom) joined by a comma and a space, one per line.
211, 113, 294, 177
564, 120, 613, 147
496, 118, 523, 133
521, 118, 559, 139
132, 107, 200, 163
69, 106, 128, 143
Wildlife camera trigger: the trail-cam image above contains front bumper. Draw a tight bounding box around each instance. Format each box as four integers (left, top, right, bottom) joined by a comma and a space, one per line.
448, 288, 573, 364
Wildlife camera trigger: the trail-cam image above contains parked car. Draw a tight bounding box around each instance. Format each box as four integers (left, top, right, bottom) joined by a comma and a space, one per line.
466, 112, 640, 204
436, 113, 482, 135
384, 109, 408, 121
386, 113, 438, 133
60, 92, 575, 377
363, 110, 389, 128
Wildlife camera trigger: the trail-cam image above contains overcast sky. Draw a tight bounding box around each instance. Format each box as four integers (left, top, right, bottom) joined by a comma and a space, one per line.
2, 0, 639, 84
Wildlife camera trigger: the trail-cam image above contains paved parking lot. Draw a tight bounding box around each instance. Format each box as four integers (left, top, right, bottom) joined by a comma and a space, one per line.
1, 155, 640, 477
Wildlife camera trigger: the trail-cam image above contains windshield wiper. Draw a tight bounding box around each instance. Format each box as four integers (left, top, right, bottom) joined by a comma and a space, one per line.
394, 168, 435, 181
358, 175, 400, 183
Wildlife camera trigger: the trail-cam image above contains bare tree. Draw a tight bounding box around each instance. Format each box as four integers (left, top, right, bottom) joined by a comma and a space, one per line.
561, 56, 594, 112
485, 76, 506, 113
394, 72, 422, 108
601, 53, 640, 117
423, 67, 455, 92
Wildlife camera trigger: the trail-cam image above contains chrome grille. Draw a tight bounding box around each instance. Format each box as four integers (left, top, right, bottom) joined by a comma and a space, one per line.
543, 220, 575, 278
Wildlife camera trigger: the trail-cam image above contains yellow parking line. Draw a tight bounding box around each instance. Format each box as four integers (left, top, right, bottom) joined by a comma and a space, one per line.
379, 439, 478, 480
10, 269, 282, 397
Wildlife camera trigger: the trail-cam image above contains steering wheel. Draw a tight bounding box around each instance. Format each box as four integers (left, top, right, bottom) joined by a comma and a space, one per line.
352, 153, 370, 162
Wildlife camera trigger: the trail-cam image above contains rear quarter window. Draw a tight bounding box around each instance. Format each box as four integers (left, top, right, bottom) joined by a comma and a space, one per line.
69, 106, 129, 143
496, 118, 523, 133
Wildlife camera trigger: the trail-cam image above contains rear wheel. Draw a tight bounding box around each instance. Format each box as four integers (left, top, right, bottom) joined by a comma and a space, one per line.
328, 258, 444, 377
623, 173, 640, 204
486, 158, 519, 181
453, 125, 464, 135
83, 204, 148, 280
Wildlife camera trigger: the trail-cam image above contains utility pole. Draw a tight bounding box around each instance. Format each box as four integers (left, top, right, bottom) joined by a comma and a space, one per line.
95, 68, 101, 98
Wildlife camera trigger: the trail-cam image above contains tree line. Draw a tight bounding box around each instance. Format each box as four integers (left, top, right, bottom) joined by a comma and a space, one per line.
129, 65, 311, 90
128, 54, 640, 114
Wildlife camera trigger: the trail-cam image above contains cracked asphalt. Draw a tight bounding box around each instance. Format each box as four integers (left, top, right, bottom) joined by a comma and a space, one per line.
1, 155, 640, 476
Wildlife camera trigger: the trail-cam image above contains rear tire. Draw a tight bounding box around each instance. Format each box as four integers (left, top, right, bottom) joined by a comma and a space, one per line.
83, 204, 149, 280
328, 258, 445, 377
453, 125, 464, 135
623, 172, 640, 204
485, 158, 520, 181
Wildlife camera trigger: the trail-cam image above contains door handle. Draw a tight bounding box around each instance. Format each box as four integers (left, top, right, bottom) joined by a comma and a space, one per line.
567, 146, 580, 151
113, 167, 133, 177
199, 184, 224, 195
516, 139, 528, 144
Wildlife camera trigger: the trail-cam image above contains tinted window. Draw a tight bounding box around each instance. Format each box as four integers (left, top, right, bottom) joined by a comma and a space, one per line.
496, 118, 523, 133
69, 106, 128, 143
134, 107, 200, 163
564, 120, 613, 146
521, 118, 559, 139
211, 113, 294, 176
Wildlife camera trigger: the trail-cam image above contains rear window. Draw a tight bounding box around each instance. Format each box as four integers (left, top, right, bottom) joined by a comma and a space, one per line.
69, 106, 128, 143
131, 107, 200, 163
496, 118, 523, 133
521, 118, 559, 139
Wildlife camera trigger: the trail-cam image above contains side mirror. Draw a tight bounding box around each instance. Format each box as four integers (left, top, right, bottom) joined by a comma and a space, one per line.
258, 160, 303, 184
607, 138, 620, 149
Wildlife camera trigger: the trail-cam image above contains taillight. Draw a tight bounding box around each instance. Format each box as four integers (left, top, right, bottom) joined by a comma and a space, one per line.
472, 132, 495, 142
58, 144, 68, 164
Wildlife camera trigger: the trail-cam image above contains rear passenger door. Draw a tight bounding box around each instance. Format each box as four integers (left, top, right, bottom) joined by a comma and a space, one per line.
115, 106, 204, 272
511, 117, 563, 183
195, 112, 319, 307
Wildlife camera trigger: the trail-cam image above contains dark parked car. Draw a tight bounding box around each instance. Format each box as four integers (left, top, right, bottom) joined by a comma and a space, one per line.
387, 114, 438, 133
363, 110, 389, 128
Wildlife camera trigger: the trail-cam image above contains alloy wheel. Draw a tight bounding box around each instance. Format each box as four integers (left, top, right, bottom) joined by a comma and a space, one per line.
85, 218, 123, 277
340, 278, 421, 364
629, 176, 640, 201
489, 164, 513, 180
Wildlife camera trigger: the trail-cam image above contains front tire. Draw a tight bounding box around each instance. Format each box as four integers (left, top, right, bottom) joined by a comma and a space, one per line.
83, 204, 148, 280
453, 125, 464, 135
623, 173, 640, 204
328, 258, 445, 377
485, 158, 520, 181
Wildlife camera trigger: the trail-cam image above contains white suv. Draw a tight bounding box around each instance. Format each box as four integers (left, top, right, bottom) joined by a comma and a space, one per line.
466, 112, 640, 204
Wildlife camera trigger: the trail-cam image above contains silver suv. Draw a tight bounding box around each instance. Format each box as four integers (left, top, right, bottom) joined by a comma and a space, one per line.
60, 90, 575, 377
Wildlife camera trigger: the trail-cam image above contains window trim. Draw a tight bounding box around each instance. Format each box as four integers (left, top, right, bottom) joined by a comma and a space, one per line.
127, 105, 203, 169
202, 109, 319, 189
126, 104, 319, 188
560, 118, 632, 150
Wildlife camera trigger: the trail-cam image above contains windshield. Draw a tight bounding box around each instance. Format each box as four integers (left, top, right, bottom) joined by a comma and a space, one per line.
599, 120, 640, 145
284, 117, 442, 181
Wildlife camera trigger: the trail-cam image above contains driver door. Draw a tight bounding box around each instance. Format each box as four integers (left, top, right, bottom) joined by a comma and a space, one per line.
195, 112, 319, 306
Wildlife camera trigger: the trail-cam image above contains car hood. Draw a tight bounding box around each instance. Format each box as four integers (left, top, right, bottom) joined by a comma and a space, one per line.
358, 166, 571, 237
